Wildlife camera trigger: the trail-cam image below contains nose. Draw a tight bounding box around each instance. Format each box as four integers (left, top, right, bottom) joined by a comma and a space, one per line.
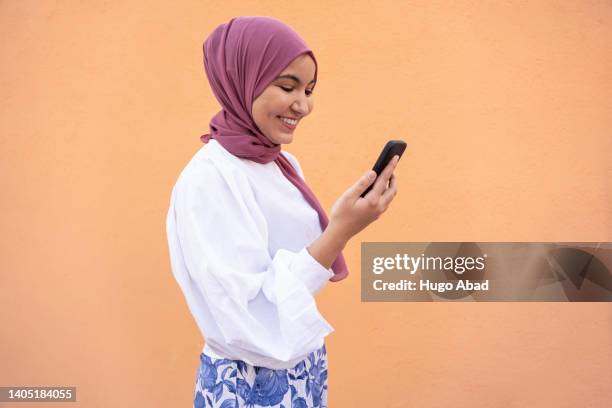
291, 93, 310, 116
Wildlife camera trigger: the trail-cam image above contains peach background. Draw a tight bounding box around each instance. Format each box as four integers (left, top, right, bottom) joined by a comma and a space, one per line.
1, 1, 611, 407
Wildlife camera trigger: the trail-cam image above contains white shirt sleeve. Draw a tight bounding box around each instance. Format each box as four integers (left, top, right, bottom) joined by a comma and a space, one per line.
172, 158, 334, 365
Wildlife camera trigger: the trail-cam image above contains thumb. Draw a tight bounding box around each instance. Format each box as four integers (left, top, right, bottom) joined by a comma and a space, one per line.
346, 170, 376, 198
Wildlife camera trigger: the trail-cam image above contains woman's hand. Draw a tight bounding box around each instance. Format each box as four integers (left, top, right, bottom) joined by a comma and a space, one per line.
329, 155, 399, 242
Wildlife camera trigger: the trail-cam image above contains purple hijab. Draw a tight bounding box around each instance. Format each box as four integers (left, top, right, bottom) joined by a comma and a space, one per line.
200, 16, 348, 282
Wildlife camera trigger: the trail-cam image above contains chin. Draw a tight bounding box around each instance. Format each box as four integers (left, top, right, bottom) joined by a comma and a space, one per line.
273, 133, 294, 144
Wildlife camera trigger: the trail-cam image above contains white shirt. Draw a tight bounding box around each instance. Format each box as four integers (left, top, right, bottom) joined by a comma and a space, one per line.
165, 138, 335, 369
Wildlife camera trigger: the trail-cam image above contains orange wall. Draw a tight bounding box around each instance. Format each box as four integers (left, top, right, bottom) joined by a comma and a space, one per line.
1, 1, 610, 407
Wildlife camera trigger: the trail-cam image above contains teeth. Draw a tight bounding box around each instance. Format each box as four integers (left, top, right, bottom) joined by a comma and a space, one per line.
280, 117, 298, 126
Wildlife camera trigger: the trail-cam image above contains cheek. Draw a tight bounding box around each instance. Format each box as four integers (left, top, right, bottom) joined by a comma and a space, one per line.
256, 95, 282, 118
253, 100, 280, 134
252, 106, 270, 134
268, 94, 293, 115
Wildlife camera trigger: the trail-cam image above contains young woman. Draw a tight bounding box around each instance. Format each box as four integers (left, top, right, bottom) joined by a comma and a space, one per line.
166, 16, 398, 408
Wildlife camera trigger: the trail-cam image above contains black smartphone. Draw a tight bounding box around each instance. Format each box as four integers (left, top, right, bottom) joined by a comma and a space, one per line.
360, 140, 407, 198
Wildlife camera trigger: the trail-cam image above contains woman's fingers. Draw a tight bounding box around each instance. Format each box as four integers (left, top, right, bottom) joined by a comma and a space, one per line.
347, 170, 377, 199
379, 174, 397, 209
367, 155, 398, 201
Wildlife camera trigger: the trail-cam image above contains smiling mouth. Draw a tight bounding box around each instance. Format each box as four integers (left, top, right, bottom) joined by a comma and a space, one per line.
278, 116, 299, 129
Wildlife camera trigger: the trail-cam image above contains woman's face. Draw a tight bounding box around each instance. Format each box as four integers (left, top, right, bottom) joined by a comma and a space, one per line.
252, 54, 316, 145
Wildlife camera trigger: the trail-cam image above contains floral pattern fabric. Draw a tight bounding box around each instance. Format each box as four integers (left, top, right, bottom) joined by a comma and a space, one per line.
194, 344, 328, 408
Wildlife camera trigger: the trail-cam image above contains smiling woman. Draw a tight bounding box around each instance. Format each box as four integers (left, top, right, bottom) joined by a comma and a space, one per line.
166, 14, 398, 408
166, 16, 337, 408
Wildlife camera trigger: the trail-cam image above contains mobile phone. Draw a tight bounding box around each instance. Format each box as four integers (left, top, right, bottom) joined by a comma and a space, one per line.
360, 140, 407, 198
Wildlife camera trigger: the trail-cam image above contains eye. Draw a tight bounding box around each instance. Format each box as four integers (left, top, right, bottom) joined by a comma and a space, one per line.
280, 86, 314, 96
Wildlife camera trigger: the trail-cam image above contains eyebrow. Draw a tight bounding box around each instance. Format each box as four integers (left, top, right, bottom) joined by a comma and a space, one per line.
275, 74, 316, 85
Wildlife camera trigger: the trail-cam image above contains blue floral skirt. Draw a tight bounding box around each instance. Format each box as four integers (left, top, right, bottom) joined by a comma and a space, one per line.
194, 344, 328, 408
